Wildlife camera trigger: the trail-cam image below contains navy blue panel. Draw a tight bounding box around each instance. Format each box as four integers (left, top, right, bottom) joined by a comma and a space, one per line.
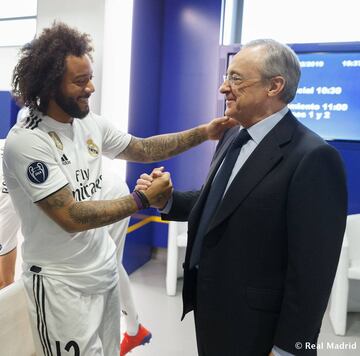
158, 0, 223, 192
0, 91, 19, 138
127, 0, 164, 139
152, 219, 169, 248
329, 141, 360, 214
126, 0, 164, 200
127, 0, 222, 250
123, 216, 153, 274
150, 0, 222, 247
124, 0, 165, 266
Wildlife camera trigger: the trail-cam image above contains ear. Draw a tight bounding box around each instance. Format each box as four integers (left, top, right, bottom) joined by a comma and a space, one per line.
267, 76, 285, 97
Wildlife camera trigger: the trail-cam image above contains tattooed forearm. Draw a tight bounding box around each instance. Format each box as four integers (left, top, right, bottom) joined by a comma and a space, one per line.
68, 195, 137, 229
118, 126, 208, 162
37, 185, 138, 233
38, 185, 74, 209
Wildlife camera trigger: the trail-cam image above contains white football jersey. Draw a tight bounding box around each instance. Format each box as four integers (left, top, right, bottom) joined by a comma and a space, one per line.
3, 109, 132, 292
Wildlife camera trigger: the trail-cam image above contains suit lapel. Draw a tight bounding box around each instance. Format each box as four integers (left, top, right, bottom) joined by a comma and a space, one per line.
188, 127, 239, 229
207, 112, 298, 234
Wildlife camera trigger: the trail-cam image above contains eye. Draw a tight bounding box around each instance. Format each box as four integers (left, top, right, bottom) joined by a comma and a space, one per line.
230, 74, 242, 83
75, 79, 88, 86
75, 75, 93, 86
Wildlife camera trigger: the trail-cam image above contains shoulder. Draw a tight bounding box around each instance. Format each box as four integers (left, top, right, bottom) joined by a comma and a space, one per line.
282, 111, 332, 154
6, 125, 49, 147
4, 126, 53, 162
83, 112, 107, 127
292, 128, 344, 173
81, 112, 116, 134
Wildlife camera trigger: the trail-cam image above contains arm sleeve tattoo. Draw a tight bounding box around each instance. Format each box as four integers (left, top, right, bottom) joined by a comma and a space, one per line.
118, 127, 208, 162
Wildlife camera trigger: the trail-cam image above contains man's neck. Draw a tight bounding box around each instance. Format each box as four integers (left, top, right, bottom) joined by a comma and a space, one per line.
241, 102, 286, 128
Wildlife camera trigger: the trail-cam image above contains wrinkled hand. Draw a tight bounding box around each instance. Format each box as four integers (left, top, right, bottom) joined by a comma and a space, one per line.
135, 167, 164, 191
142, 172, 173, 209
205, 116, 239, 140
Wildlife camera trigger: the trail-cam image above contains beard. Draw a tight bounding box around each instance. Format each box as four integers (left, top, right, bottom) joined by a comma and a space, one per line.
54, 89, 89, 119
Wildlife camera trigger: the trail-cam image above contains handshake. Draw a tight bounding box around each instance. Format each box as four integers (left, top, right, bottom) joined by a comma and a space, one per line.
134, 167, 173, 209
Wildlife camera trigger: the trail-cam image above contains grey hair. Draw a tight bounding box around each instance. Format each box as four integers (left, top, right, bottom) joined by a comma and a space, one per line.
243, 39, 301, 103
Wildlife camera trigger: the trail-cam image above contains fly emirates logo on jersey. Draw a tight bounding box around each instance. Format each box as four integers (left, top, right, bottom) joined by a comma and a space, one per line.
73, 168, 102, 201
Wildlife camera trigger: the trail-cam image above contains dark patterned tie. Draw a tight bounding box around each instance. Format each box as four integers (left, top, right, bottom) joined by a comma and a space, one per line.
189, 129, 251, 269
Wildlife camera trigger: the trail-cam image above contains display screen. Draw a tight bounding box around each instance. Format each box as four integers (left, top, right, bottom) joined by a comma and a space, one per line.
289, 51, 360, 141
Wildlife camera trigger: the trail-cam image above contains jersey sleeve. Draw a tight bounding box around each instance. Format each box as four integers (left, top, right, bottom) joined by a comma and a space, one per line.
92, 114, 132, 159
3, 129, 69, 203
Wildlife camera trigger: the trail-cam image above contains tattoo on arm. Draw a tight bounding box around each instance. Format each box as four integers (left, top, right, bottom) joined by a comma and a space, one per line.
118, 127, 207, 162
37, 185, 138, 232
68, 195, 137, 228
39, 185, 74, 209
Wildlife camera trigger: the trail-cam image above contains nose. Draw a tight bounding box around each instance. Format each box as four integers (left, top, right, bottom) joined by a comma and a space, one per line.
85, 79, 95, 94
219, 80, 230, 94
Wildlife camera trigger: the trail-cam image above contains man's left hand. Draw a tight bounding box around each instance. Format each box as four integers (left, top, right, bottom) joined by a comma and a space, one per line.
204, 116, 239, 140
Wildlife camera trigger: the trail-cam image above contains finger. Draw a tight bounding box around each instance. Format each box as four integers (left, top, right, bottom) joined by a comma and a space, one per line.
152, 166, 164, 173
211, 116, 229, 124
135, 184, 149, 191
136, 179, 152, 186
152, 171, 164, 178
151, 166, 164, 178
223, 118, 239, 127
140, 173, 153, 181
161, 172, 171, 180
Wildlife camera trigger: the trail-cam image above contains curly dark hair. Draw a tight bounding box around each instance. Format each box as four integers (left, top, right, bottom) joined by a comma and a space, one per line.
12, 22, 94, 112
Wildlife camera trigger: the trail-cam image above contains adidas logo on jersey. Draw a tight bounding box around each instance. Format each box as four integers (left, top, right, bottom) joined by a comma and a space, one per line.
61, 154, 71, 165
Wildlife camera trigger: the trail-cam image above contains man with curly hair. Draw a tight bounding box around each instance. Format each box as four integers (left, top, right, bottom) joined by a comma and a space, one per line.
3, 22, 235, 356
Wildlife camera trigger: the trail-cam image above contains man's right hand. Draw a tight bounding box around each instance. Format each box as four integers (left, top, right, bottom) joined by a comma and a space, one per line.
141, 171, 173, 209
135, 167, 165, 191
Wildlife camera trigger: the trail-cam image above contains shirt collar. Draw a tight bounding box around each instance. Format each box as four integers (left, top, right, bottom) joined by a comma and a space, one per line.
243, 106, 289, 145
45, 117, 72, 130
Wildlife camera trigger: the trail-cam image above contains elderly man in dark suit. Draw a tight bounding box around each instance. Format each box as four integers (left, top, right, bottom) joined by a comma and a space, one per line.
137, 39, 347, 356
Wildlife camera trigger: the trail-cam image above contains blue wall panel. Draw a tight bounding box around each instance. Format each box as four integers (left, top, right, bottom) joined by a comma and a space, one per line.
158, 0, 222, 192
125, 0, 222, 258
124, 0, 165, 271
0, 91, 19, 138
123, 216, 154, 274
330, 141, 360, 214
126, 0, 165, 188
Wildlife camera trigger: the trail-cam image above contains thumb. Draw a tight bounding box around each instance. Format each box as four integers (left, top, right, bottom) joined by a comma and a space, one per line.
151, 166, 165, 178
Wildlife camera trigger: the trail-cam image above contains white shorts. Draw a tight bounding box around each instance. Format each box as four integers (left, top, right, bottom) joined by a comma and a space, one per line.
22, 272, 120, 356
0, 193, 21, 255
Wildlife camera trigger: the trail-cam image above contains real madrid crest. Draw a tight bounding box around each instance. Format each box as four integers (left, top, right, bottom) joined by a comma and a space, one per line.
87, 138, 99, 157
48, 131, 63, 150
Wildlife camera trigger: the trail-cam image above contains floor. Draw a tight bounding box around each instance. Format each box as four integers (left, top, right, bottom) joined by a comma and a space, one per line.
128, 251, 360, 356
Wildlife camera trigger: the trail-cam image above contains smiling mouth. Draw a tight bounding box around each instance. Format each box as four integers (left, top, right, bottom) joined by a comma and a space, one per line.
78, 97, 89, 104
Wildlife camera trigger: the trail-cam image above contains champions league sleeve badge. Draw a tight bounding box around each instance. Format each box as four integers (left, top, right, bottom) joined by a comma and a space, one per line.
27, 161, 49, 184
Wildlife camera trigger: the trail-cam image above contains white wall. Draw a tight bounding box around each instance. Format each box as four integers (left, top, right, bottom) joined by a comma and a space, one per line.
242, 0, 360, 44
0, 46, 21, 91
101, 0, 133, 179
36, 0, 105, 114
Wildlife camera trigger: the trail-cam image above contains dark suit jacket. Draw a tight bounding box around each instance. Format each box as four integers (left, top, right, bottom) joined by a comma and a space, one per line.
163, 111, 347, 356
